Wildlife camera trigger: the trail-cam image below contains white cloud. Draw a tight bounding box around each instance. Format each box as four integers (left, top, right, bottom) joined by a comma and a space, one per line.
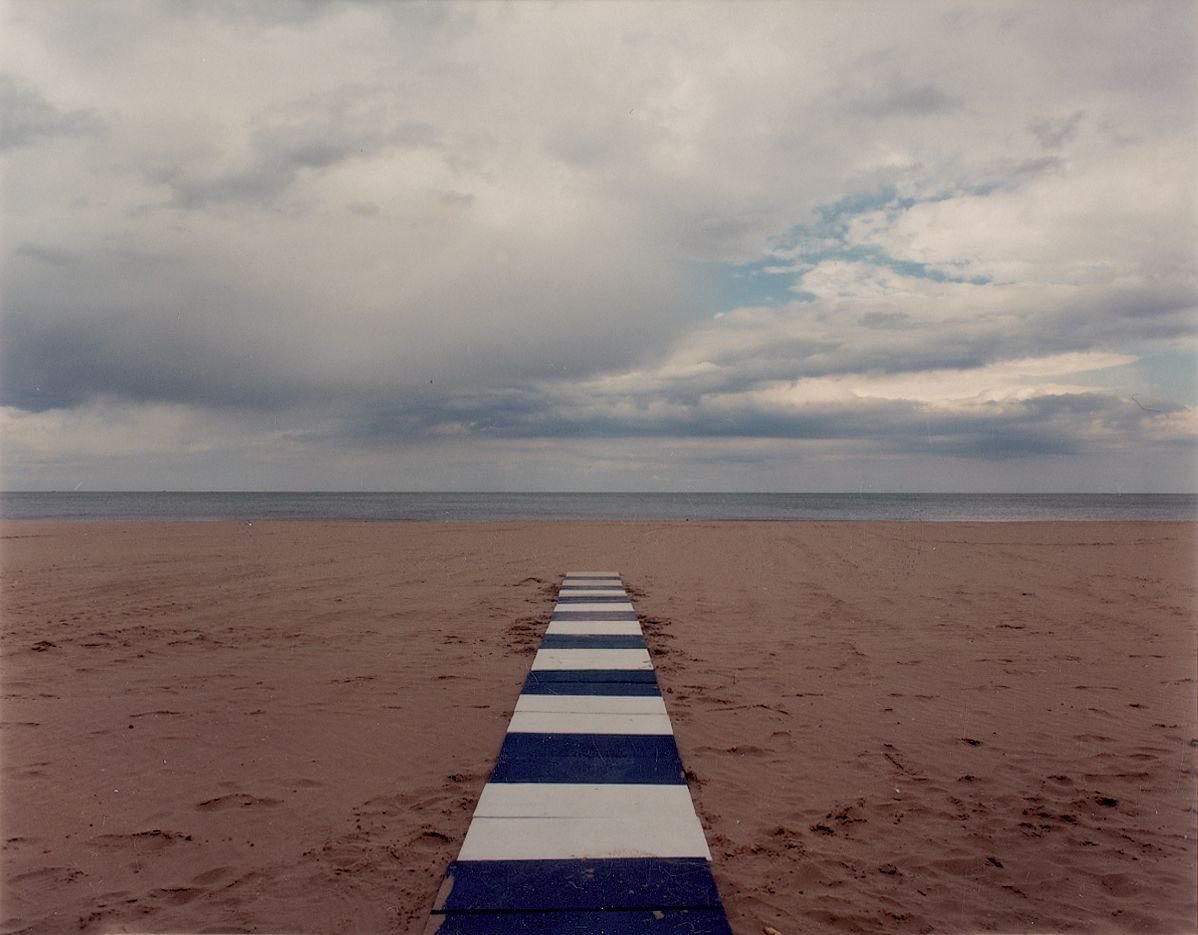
847, 138, 1195, 286
764, 352, 1139, 407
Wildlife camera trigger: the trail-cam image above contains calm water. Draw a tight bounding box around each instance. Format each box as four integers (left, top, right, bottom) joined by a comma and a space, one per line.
1, 491, 1194, 522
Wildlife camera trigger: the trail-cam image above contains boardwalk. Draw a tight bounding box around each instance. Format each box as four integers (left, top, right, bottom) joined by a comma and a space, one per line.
426, 572, 731, 933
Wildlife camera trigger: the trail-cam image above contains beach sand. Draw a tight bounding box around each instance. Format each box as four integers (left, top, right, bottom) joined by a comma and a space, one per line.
2, 520, 1195, 934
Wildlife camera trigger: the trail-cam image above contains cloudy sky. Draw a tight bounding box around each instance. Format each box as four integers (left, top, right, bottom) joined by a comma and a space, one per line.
1, 0, 1194, 492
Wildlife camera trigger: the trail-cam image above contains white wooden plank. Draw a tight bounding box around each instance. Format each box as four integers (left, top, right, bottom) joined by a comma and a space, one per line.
514, 694, 667, 715
531, 648, 652, 671
458, 815, 710, 860
508, 711, 673, 734
474, 783, 697, 819
552, 602, 635, 613
557, 589, 627, 597
564, 571, 621, 578
545, 620, 643, 635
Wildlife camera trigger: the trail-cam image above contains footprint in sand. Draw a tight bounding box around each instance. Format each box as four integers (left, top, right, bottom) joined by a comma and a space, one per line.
148, 886, 204, 906
190, 866, 233, 885
931, 855, 992, 877
10, 865, 86, 885
90, 829, 192, 850
194, 793, 282, 811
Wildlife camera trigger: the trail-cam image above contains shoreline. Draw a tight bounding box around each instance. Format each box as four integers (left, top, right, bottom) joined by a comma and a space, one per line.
3, 520, 1195, 933
4, 516, 1197, 525
5, 492, 1195, 526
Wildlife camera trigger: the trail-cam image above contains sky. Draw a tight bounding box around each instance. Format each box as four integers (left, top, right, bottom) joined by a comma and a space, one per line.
1, 0, 1195, 492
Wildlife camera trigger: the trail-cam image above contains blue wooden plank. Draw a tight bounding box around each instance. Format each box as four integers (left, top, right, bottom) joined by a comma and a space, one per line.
521, 680, 661, 697
433, 858, 722, 912
491, 751, 685, 784
490, 755, 684, 784
551, 610, 639, 621
555, 595, 633, 604
426, 909, 733, 934
498, 732, 681, 759
492, 734, 684, 784
525, 669, 658, 685
540, 635, 647, 649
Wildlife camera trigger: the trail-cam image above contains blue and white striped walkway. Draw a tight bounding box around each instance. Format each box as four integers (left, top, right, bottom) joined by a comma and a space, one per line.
426, 572, 732, 934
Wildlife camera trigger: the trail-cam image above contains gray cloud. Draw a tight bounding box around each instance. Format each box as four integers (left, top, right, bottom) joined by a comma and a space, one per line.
849, 79, 963, 118
1011, 155, 1067, 178
325, 379, 1178, 468
143, 85, 440, 208
438, 190, 474, 208
0, 300, 312, 413
1030, 110, 1085, 149
13, 243, 77, 267
0, 74, 102, 151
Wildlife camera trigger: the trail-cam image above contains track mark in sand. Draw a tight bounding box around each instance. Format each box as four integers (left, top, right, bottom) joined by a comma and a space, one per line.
727, 744, 771, 757
147, 886, 204, 906
505, 616, 544, 654
709, 701, 789, 713
194, 793, 283, 811
90, 829, 193, 849
931, 855, 994, 877
10, 865, 87, 884
1100, 872, 1141, 897
190, 866, 233, 885
882, 748, 913, 774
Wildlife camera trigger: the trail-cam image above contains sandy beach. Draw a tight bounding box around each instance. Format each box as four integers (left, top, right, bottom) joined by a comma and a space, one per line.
2, 520, 1195, 934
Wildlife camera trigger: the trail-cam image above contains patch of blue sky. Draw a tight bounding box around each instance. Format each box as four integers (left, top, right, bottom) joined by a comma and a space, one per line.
1020, 347, 1195, 409
717, 261, 814, 307
864, 250, 992, 286
709, 245, 990, 310
679, 258, 810, 312
694, 186, 996, 315
811, 185, 904, 226
771, 188, 900, 256
1106, 347, 1198, 407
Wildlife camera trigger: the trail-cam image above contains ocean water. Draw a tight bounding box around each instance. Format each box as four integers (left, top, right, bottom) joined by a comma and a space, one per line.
1, 491, 1195, 522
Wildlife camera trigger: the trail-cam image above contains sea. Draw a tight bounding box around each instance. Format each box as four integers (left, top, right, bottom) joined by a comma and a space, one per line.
0, 491, 1195, 522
